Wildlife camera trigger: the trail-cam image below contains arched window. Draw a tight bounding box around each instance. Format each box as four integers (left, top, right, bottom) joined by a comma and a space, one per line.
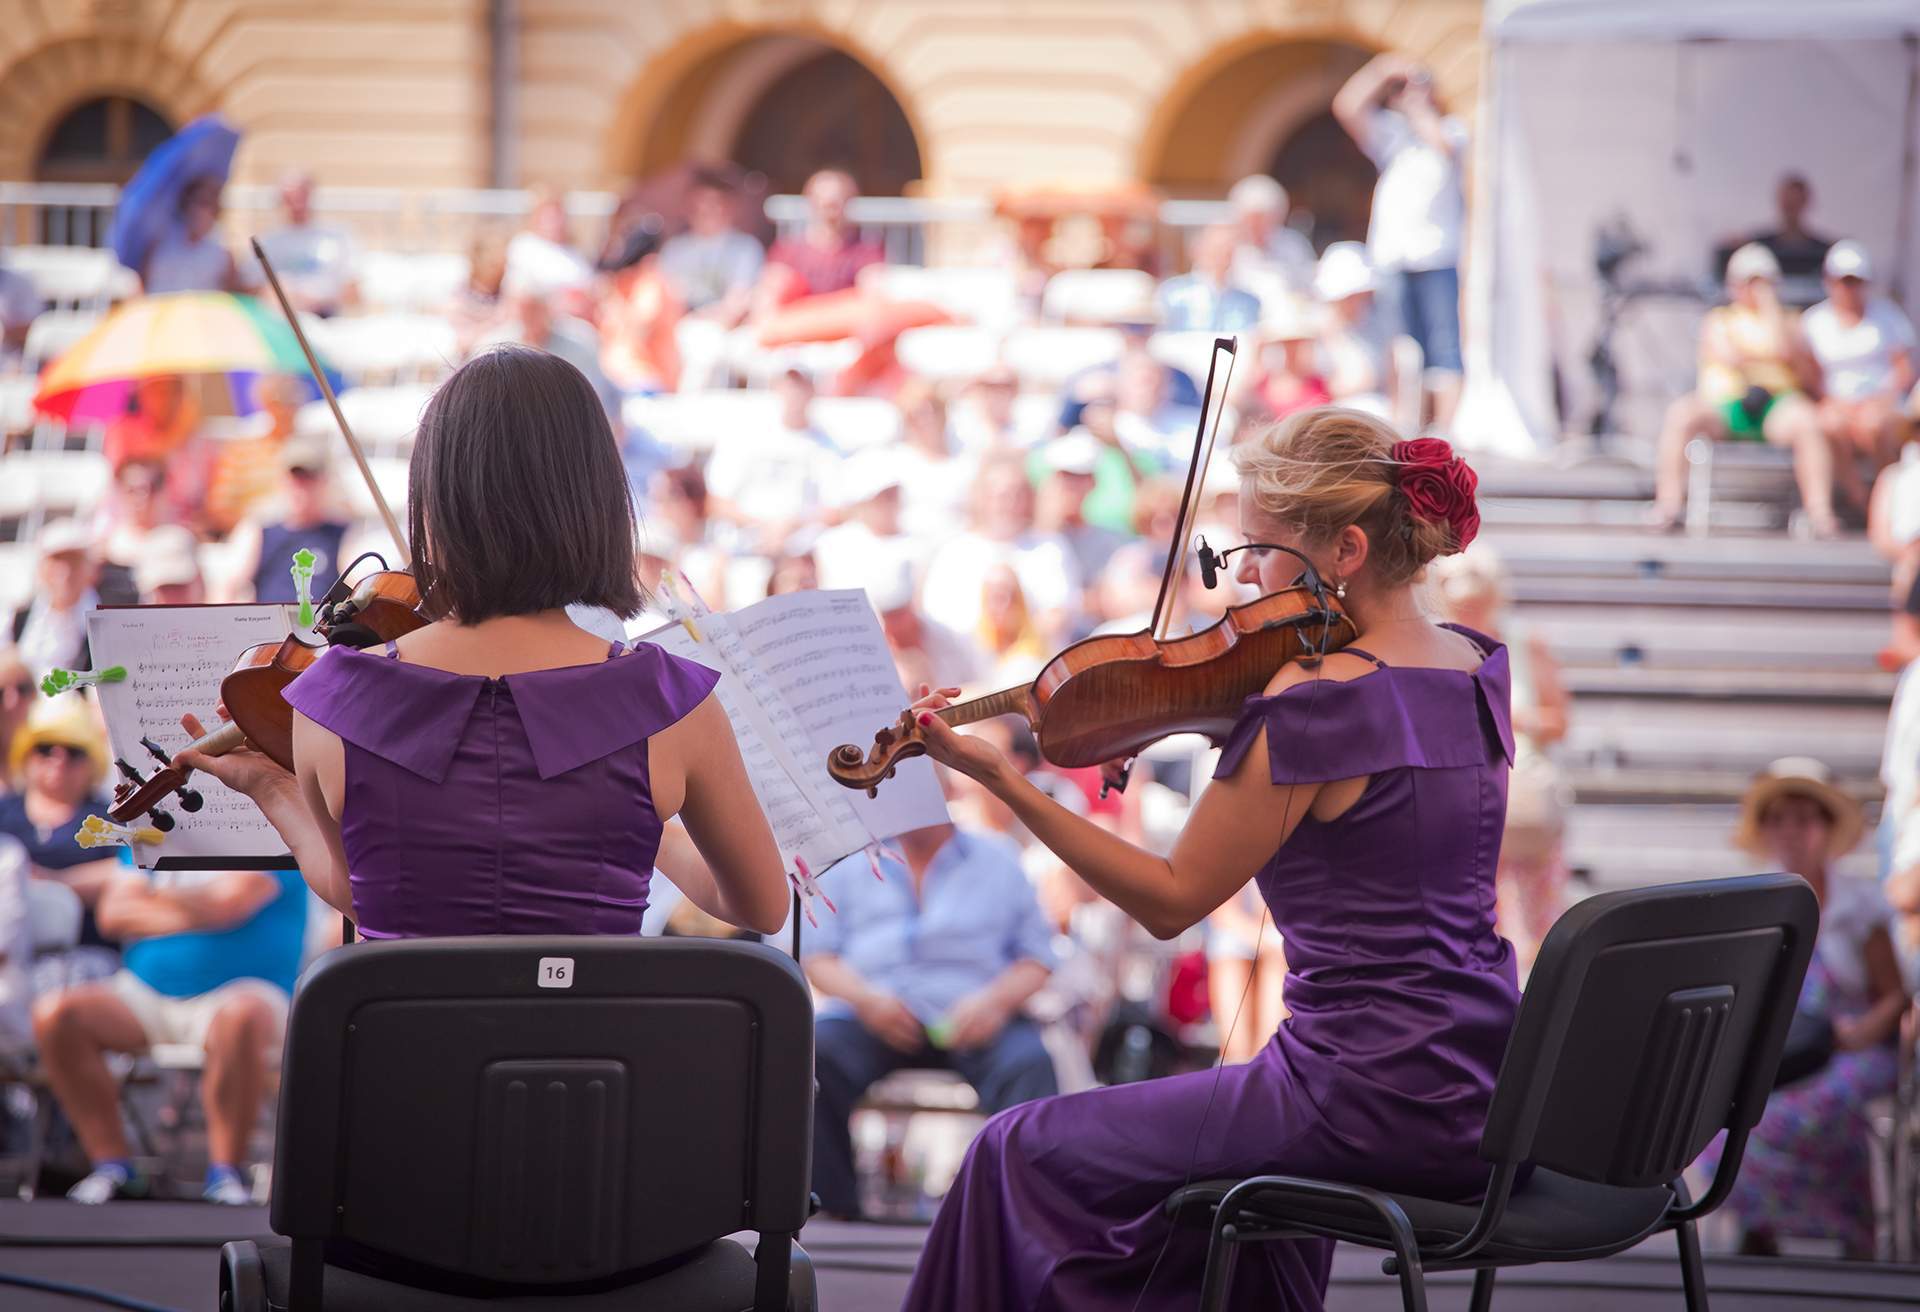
731, 49, 921, 198
1269, 110, 1377, 250
35, 95, 174, 185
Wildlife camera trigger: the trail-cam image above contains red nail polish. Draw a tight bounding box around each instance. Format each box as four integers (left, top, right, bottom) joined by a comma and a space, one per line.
917, 713, 932, 727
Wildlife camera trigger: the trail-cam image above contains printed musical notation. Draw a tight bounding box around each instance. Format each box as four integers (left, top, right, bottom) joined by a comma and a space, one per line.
643, 589, 947, 872
88, 606, 298, 868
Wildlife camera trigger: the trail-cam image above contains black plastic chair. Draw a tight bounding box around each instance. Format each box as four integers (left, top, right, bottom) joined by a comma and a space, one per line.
1167, 872, 1818, 1312
219, 936, 817, 1311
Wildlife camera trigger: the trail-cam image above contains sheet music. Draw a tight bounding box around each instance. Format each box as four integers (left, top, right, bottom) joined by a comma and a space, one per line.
87, 606, 297, 868
642, 589, 947, 873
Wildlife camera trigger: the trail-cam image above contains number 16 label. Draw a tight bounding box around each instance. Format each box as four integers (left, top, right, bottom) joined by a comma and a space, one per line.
537, 957, 574, 989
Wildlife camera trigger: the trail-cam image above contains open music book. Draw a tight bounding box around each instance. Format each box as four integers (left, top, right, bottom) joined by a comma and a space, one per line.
640, 588, 949, 875
87, 604, 300, 870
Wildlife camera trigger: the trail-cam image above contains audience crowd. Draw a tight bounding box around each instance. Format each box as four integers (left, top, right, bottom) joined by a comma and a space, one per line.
0, 82, 1916, 1252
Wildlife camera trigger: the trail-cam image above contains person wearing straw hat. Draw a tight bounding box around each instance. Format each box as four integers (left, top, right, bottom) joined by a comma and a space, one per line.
0, 697, 119, 939
1692, 757, 1909, 1257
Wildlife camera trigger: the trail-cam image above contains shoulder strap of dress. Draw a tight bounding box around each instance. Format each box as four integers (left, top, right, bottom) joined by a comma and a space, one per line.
606, 639, 627, 659
383, 640, 400, 660
1338, 645, 1387, 669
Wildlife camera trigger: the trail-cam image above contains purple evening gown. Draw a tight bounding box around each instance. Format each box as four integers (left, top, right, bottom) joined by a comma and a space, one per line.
902, 624, 1521, 1311
281, 638, 719, 938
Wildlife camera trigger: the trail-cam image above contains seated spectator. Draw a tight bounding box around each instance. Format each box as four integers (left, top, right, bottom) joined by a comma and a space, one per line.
921, 451, 1082, 646
133, 525, 206, 606
104, 374, 199, 470
951, 364, 1024, 454
977, 563, 1050, 684
1805, 241, 1915, 508
449, 229, 511, 356
204, 374, 304, 536
756, 168, 884, 310
1111, 350, 1200, 463
220, 435, 353, 605
766, 550, 819, 597
1032, 430, 1125, 580
1334, 53, 1469, 430
250, 170, 359, 316
32, 861, 309, 1203
1722, 173, 1834, 309
659, 169, 763, 327
0, 837, 28, 1056
93, 459, 169, 602
1315, 241, 1395, 416
1226, 174, 1317, 300
483, 285, 623, 429
143, 176, 248, 295
1051, 382, 1163, 534
0, 256, 43, 359
10, 520, 105, 676
814, 447, 920, 593
894, 379, 976, 531
503, 187, 595, 303
1246, 301, 1332, 422
1056, 315, 1201, 432
0, 647, 32, 795
1868, 432, 1920, 669
1156, 225, 1262, 334
1693, 759, 1907, 1257
597, 219, 683, 396
703, 368, 839, 553
805, 822, 1057, 1219
864, 559, 983, 694
0, 697, 121, 962
1651, 243, 1833, 534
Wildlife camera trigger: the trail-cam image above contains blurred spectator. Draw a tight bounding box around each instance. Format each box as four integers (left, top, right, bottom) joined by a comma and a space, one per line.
0, 836, 28, 1055
1156, 225, 1261, 334
1206, 888, 1286, 1066
1314, 241, 1395, 417
1694, 759, 1905, 1257
644, 463, 715, 555
1805, 241, 1915, 507
0, 697, 120, 952
504, 187, 595, 302
922, 450, 1081, 644
758, 168, 884, 308
814, 447, 919, 593
705, 368, 838, 552
133, 525, 206, 606
104, 375, 199, 470
222, 435, 352, 604
765, 551, 818, 597
951, 364, 1024, 454
10, 520, 103, 676
1727, 173, 1834, 307
893, 378, 975, 530
1088, 539, 1164, 633
804, 822, 1057, 1219
1868, 432, 1920, 669
1000, 212, 1059, 317
34, 861, 307, 1204
596, 219, 683, 396
449, 229, 512, 356
0, 648, 31, 795
659, 169, 763, 326
0, 258, 43, 358
143, 177, 247, 294
1432, 545, 1571, 978
1334, 53, 1468, 429
1651, 243, 1832, 535
482, 287, 622, 429
863, 558, 982, 693
1051, 386, 1154, 534
1057, 318, 1201, 432
976, 563, 1049, 683
1111, 350, 1199, 462
1226, 174, 1317, 299
204, 374, 304, 535
251, 170, 359, 316
1032, 430, 1125, 580
92, 459, 168, 598
1247, 301, 1332, 422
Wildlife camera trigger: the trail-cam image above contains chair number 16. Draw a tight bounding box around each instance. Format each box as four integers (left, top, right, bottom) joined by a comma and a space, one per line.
537, 957, 574, 989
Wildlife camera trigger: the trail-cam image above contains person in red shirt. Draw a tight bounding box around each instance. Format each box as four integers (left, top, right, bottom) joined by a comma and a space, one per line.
757, 168, 884, 308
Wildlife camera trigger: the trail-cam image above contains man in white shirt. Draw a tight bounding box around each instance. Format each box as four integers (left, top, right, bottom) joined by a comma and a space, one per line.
0, 837, 32, 1057
251, 171, 358, 316
1155, 225, 1262, 334
8, 520, 99, 679
659, 170, 763, 327
1334, 53, 1468, 430
1804, 240, 1916, 502
1227, 174, 1317, 301
703, 369, 840, 553
920, 451, 1081, 648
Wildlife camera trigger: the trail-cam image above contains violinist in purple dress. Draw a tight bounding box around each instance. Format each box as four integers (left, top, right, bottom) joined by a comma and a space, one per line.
178, 345, 790, 941
904, 407, 1520, 1311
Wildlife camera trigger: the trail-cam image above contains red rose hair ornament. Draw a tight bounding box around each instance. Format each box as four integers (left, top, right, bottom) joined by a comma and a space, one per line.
1390, 437, 1480, 552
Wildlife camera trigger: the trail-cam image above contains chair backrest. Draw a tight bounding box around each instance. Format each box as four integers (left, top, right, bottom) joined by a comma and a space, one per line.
1040, 268, 1156, 324
271, 935, 814, 1288
1480, 873, 1817, 1188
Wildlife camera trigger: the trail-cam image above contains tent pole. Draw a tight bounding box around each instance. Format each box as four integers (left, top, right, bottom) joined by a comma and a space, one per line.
1894, 34, 1919, 309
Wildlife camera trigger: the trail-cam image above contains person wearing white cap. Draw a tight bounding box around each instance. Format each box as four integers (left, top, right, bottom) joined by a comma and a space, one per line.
813, 445, 921, 595
131, 525, 206, 606
1155, 225, 1262, 334
1804, 240, 1915, 503
1692, 756, 1906, 1258
1033, 429, 1125, 581
1247, 298, 1331, 421
1226, 174, 1317, 298
1651, 241, 1833, 534
1313, 242, 1395, 418
8, 519, 100, 678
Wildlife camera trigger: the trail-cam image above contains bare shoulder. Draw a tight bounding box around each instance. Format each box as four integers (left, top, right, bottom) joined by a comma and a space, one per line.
1262, 650, 1381, 696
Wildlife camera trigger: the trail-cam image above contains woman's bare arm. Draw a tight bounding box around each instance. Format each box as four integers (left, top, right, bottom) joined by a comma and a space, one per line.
651, 694, 789, 935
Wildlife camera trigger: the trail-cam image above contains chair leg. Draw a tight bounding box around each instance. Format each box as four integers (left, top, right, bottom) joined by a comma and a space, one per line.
1675, 1217, 1710, 1312
1196, 1219, 1243, 1312
1468, 1267, 1497, 1312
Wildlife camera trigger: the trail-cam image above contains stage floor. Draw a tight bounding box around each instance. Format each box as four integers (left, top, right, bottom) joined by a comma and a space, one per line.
3, 1201, 1919, 1310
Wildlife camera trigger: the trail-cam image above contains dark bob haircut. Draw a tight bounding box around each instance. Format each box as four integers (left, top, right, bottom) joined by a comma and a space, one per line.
408, 345, 645, 623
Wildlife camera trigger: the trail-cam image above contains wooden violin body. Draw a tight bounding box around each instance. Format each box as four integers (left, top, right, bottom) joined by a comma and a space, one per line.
829, 584, 1355, 794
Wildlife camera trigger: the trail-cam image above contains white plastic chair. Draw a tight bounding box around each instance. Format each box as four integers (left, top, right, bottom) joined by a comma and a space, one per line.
308, 313, 457, 384
4, 246, 121, 310
299, 382, 435, 460
625, 390, 779, 457
895, 325, 1004, 382
1040, 269, 1157, 325
22, 309, 101, 373
1148, 331, 1225, 385
354, 251, 470, 312
810, 396, 902, 452
15, 450, 109, 516
1003, 326, 1124, 390
865, 266, 1019, 328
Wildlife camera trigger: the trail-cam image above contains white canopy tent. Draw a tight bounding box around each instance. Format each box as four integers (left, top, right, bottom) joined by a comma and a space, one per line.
1459, 0, 1920, 455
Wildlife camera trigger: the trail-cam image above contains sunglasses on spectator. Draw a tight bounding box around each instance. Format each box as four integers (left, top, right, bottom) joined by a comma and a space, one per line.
30, 743, 88, 765
4, 679, 33, 698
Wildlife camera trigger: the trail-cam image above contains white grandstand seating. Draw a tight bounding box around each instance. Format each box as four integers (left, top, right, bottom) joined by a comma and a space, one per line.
0, 377, 35, 437
3, 245, 136, 310
22, 309, 102, 373
305, 312, 457, 384
737, 337, 863, 388
355, 250, 470, 312
1040, 268, 1156, 324
864, 266, 1019, 327
1002, 325, 1122, 389
624, 389, 900, 455
895, 325, 1003, 382
1145, 330, 1219, 383
296, 382, 435, 460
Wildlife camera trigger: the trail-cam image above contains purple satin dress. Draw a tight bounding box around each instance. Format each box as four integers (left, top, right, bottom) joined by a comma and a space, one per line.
903, 625, 1521, 1312
282, 639, 719, 939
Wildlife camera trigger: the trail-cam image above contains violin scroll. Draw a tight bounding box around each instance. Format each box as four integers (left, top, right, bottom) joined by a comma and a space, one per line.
829, 711, 927, 797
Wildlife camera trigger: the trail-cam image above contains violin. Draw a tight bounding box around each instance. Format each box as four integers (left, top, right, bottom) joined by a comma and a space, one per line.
106, 245, 420, 830
827, 337, 1356, 796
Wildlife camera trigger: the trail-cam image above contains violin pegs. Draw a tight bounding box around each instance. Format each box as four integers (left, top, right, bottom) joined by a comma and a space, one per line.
149, 808, 176, 833
178, 788, 204, 813
866, 787, 878, 799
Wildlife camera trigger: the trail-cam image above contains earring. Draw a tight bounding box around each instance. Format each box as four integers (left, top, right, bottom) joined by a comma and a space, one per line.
1334, 579, 1348, 600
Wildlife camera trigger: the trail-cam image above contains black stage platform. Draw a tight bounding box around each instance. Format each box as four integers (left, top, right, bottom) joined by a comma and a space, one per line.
3, 1201, 1919, 1310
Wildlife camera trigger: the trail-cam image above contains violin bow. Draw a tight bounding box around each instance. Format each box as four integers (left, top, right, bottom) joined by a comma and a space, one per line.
1148, 335, 1237, 642
250, 238, 410, 564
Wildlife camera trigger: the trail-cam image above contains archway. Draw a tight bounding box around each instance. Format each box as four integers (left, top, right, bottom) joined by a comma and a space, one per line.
35, 94, 174, 185
611, 29, 924, 195
1140, 36, 1380, 250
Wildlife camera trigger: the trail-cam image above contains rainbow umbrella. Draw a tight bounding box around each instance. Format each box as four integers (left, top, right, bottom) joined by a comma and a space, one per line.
32, 291, 343, 424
